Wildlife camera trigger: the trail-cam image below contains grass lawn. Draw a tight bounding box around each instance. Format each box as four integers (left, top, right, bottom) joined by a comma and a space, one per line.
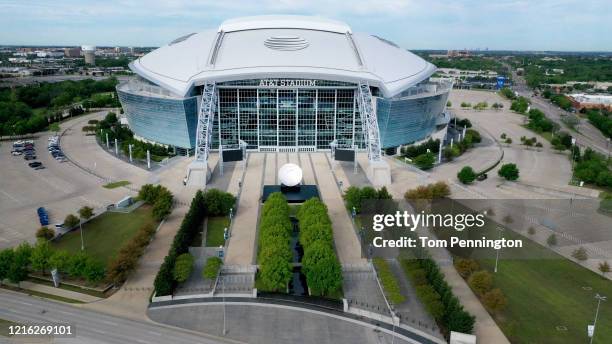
102, 180, 131, 189
51, 205, 157, 265
205, 216, 229, 247
432, 201, 612, 344
0, 318, 19, 337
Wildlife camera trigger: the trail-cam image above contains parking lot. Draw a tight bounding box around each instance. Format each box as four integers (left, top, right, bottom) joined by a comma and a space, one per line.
0, 130, 128, 249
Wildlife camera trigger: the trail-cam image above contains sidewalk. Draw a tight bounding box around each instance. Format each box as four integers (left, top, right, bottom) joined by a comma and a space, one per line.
17, 280, 102, 303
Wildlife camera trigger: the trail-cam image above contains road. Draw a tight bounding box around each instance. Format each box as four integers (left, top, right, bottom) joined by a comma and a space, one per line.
509, 68, 611, 155
0, 290, 231, 344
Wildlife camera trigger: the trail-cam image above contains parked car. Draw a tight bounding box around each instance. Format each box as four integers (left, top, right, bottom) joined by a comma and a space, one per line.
34, 165, 45, 170
477, 173, 488, 181
11, 151, 23, 156
24, 155, 37, 160
28, 161, 42, 167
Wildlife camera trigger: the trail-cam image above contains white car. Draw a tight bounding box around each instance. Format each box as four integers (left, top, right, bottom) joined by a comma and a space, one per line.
12, 151, 23, 156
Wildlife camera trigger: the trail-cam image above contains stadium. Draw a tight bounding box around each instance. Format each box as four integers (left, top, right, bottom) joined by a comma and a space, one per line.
117, 15, 452, 183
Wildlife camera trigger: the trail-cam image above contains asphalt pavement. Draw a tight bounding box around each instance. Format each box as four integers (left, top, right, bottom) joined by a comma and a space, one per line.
0, 290, 233, 344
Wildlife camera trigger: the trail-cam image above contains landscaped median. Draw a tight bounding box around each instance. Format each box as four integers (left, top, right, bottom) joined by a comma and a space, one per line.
255, 194, 343, 298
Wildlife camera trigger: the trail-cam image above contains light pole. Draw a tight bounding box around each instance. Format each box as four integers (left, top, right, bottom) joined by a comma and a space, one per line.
590, 294, 607, 344
79, 218, 85, 251
494, 226, 503, 273
222, 275, 227, 336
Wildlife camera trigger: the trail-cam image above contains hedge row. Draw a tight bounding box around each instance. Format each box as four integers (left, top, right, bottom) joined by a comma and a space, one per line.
372, 258, 405, 305
401, 258, 475, 335
106, 223, 156, 285
297, 198, 343, 297
257, 193, 293, 292
153, 190, 205, 296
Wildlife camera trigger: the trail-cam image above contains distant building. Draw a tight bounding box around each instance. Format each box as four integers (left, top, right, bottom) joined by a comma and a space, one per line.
35, 50, 64, 58
82, 45, 96, 65
64, 47, 82, 57
568, 94, 612, 111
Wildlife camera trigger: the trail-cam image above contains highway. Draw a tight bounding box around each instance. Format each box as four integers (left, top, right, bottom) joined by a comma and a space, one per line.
0, 290, 231, 344
510, 68, 611, 155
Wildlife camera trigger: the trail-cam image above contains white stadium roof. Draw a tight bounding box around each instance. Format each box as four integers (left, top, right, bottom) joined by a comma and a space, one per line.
130, 15, 436, 98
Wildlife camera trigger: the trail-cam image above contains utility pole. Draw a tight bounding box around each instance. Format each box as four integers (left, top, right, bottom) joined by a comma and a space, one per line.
590, 294, 607, 344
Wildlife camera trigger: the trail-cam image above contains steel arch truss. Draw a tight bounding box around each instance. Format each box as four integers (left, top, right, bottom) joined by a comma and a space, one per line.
195, 82, 217, 165
357, 83, 382, 162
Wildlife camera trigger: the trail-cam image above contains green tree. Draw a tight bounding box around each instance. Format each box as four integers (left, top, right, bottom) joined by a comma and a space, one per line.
498, 163, 519, 181
83, 258, 105, 283
202, 257, 222, 279
8, 242, 32, 283
154, 255, 176, 296
63, 214, 80, 228
152, 196, 173, 221
0, 249, 14, 284
343, 186, 362, 213
413, 152, 436, 170
48, 122, 60, 133
173, 253, 194, 283
258, 254, 292, 291
30, 240, 52, 275
49, 250, 71, 272
457, 166, 477, 184
468, 270, 493, 296
78, 206, 94, 222
302, 241, 343, 296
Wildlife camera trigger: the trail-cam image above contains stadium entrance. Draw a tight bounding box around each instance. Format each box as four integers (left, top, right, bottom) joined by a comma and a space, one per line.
212, 79, 365, 152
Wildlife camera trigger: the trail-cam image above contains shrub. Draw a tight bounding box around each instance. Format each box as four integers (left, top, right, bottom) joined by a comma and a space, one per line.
83, 258, 105, 283
572, 247, 588, 261
49, 250, 71, 272
547, 234, 557, 246
30, 240, 52, 275
468, 270, 493, 296
400, 138, 440, 158
498, 163, 520, 181
599, 261, 610, 275
173, 253, 194, 283
527, 226, 536, 235
454, 258, 480, 278
457, 166, 477, 184
203, 257, 222, 279
36, 227, 55, 240
7, 243, 32, 283
373, 258, 405, 305
404, 182, 450, 200
413, 152, 436, 170
64, 214, 80, 228
500, 133, 507, 139
483, 288, 507, 313
0, 249, 14, 284
505, 138, 512, 144
465, 129, 481, 143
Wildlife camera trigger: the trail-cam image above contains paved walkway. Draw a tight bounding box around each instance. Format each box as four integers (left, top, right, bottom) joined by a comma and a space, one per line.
17, 280, 102, 303
310, 153, 365, 264
225, 153, 265, 266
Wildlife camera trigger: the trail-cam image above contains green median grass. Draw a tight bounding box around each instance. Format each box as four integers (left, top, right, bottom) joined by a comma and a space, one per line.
102, 180, 131, 189
0, 318, 19, 337
51, 205, 157, 265
205, 216, 230, 247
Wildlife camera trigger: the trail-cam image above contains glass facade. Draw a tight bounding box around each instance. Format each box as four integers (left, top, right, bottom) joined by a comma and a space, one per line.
118, 78, 449, 151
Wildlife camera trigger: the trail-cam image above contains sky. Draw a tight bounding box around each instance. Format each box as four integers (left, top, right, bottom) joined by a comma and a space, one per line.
0, 0, 610, 51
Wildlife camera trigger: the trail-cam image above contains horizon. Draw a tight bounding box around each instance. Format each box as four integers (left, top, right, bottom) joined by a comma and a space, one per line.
1, 0, 611, 51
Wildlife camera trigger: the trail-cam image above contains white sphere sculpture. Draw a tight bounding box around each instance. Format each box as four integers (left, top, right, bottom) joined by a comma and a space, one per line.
278, 163, 302, 187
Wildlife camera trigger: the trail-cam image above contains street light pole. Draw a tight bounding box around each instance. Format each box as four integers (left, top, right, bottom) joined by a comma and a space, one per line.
79, 218, 84, 251
494, 226, 503, 273
590, 294, 607, 344
222, 276, 227, 336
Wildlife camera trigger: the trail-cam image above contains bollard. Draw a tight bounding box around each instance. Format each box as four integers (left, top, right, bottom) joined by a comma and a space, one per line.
147, 150, 151, 169
128, 144, 133, 162
105, 133, 109, 149
114, 138, 118, 155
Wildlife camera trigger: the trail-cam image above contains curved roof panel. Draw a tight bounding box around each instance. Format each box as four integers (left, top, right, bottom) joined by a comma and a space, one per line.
131, 15, 436, 98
